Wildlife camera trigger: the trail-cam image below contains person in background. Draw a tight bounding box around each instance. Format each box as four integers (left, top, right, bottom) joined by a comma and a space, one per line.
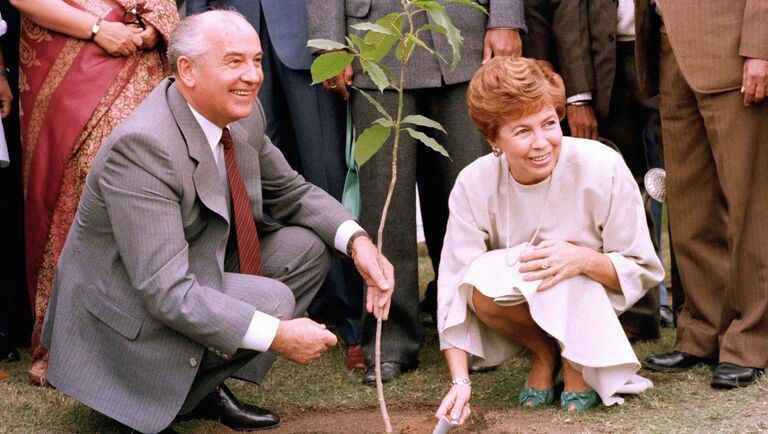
552, 0, 662, 342
186, 0, 366, 372
637, 0, 768, 388
9, 0, 180, 385
307, 0, 527, 385
41, 11, 394, 433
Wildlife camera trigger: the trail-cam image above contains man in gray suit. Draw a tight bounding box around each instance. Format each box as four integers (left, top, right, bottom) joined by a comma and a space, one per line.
41, 11, 394, 434
186, 0, 367, 373
307, 0, 525, 384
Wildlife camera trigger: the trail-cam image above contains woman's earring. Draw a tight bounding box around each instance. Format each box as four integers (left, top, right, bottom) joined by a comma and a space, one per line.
492, 147, 502, 157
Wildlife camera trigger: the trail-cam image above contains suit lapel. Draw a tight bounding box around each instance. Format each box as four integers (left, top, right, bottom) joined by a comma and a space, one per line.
166, 81, 230, 223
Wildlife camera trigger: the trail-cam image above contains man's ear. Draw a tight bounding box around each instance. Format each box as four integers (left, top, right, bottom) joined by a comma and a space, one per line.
176, 56, 196, 88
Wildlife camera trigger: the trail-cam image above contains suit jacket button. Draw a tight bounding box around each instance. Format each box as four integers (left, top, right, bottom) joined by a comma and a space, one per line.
189, 357, 199, 367
608, 35, 615, 42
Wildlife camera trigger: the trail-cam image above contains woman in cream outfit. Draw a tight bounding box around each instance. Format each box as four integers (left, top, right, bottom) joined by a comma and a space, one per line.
435, 57, 664, 423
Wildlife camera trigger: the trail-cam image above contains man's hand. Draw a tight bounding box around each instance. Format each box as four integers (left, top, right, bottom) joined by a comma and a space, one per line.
350, 236, 395, 320
0, 76, 12, 118
566, 104, 598, 140
269, 318, 337, 365
742, 58, 768, 106
323, 64, 354, 101
482, 28, 522, 63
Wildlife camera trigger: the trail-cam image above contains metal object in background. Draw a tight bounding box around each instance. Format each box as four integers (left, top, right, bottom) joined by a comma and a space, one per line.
645, 167, 667, 203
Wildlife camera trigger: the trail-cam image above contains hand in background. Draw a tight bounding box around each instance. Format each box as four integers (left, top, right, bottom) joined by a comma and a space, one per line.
742, 58, 768, 106
323, 64, 354, 101
94, 20, 142, 56
566, 104, 598, 140
0, 76, 12, 118
132, 23, 160, 50
483, 28, 522, 63
270, 317, 338, 365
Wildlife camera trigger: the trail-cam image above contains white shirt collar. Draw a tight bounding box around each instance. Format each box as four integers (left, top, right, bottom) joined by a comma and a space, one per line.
187, 104, 227, 155
187, 104, 228, 179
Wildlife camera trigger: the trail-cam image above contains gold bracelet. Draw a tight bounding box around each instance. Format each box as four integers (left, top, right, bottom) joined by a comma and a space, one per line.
450, 378, 472, 387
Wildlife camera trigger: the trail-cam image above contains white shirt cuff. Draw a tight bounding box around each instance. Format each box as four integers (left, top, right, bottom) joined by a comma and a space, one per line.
334, 219, 365, 255
240, 311, 280, 352
566, 92, 593, 104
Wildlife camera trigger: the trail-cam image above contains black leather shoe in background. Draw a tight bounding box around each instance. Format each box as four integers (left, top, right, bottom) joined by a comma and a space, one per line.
0, 333, 20, 363
363, 362, 402, 385
659, 306, 675, 328
193, 384, 280, 431
711, 362, 764, 389
644, 351, 714, 372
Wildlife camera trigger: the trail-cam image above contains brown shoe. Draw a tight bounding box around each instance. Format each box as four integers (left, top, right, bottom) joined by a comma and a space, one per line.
346, 345, 366, 371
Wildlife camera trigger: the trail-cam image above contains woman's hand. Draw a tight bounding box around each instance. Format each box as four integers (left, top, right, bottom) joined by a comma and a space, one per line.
133, 23, 160, 50
435, 384, 471, 425
519, 240, 621, 291
94, 20, 142, 56
519, 240, 589, 291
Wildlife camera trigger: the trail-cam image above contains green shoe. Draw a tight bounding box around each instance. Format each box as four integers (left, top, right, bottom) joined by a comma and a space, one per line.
560, 390, 599, 412
518, 386, 555, 408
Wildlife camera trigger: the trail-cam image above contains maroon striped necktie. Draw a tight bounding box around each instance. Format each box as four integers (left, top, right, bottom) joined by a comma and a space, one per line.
221, 128, 262, 275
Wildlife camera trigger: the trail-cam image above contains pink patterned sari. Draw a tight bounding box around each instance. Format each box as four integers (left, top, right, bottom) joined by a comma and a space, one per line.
19, 0, 179, 385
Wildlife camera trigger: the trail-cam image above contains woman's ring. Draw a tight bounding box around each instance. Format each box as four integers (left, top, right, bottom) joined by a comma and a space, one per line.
330, 84, 338, 89
540, 259, 550, 270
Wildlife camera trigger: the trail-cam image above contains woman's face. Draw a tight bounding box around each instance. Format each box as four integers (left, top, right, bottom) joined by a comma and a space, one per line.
493, 106, 562, 185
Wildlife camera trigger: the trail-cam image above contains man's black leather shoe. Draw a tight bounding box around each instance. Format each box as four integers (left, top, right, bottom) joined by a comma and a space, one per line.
363, 362, 402, 385
194, 384, 280, 431
711, 362, 764, 389
644, 351, 714, 372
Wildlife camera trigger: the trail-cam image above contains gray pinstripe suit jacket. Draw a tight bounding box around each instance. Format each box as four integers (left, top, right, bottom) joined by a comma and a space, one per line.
306, 0, 526, 89
41, 78, 350, 433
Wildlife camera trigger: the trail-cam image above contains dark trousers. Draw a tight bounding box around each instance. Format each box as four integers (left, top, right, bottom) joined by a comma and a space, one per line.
352, 83, 486, 367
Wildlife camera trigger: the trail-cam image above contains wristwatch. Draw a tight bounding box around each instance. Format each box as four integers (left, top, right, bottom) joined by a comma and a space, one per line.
89, 17, 103, 41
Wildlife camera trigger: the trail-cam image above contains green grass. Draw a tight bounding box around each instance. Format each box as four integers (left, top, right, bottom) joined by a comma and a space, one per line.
2, 243, 767, 433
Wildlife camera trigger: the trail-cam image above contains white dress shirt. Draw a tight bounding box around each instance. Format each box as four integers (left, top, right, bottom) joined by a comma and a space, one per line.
189, 105, 363, 352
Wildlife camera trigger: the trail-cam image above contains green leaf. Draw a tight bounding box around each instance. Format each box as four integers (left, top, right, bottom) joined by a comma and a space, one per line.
306, 39, 348, 51
355, 124, 392, 167
360, 59, 390, 92
405, 128, 451, 159
411, 1, 446, 13
406, 34, 445, 63
360, 14, 403, 62
354, 87, 392, 122
351, 22, 395, 35
401, 115, 446, 133
425, 8, 464, 71
395, 38, 417, 63
310, 52, 354, 84
373, 117, 393, 127
417, 24, 447, 35
444, 0, 489, 15
347, 34, 373, 53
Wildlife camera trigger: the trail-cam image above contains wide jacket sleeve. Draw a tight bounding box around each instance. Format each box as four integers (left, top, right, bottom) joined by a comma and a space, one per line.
600, 156, 665, 313
740, 0, 768, 60
488, 0, 526, 31
305, 0, 346, 53
552, 0, 593, 96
